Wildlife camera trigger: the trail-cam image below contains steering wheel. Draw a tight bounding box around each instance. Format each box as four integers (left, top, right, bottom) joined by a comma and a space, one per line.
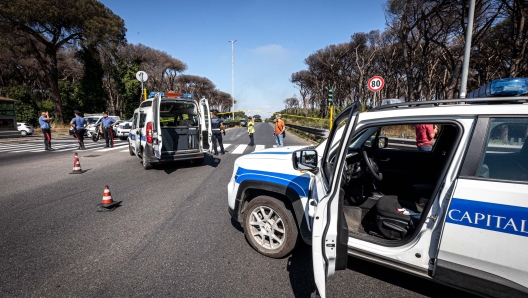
361, 147, 383, 181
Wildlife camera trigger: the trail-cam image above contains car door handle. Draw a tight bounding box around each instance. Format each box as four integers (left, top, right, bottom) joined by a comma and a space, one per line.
380, 158, 390, 162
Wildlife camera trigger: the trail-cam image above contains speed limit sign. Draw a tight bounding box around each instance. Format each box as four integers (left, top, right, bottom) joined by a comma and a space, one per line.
367, 76, 385, 92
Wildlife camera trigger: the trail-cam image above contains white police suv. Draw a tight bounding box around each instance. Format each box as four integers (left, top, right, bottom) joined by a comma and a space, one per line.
128, 91, 212, 169
228, 95, 528, 297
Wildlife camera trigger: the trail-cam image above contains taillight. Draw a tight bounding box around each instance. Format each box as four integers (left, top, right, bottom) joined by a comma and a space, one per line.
146, 122, 153, 144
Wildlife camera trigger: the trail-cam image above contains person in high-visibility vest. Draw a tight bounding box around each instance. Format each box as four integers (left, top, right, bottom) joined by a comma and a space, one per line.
247, 116, 255, 146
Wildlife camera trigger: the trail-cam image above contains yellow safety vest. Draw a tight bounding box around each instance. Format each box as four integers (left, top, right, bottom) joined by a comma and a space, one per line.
248, 121, 255, 134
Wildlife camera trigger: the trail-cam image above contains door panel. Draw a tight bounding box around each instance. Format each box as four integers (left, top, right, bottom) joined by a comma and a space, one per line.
437, 117, 528, 295
153, 94, 162, 158
199, 97, 212, 152
313, 103, 359, 297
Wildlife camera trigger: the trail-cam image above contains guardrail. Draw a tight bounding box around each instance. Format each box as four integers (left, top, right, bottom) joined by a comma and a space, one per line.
285, 123, 329, 138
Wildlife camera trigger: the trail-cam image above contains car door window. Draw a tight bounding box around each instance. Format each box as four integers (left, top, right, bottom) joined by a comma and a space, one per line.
132, 113, 138, 129
138, 113, 147, 129
477, 117, 528, 182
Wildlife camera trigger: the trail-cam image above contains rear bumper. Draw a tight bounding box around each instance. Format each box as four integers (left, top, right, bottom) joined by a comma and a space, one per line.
144, 146, 206, 163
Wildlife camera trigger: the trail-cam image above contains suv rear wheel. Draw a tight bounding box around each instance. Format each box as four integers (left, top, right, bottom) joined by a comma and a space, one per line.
243, 196, 298, 258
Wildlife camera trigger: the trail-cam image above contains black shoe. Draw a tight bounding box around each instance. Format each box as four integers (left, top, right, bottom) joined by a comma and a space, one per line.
48, 148, 55, 151
213, 152, 219, 156
221, 151, 225, 155
105, 145, 110, 148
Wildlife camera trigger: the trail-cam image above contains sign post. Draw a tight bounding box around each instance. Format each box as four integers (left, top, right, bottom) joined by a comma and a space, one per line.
325, 86, 335, 130
135, 71, 149, 102
367, 76, 385, 107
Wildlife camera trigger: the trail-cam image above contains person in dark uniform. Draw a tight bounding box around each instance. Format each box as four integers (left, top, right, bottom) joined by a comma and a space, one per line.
210, 111, 225, 155
70, 110, 87, 150
38, 111, 54, 151
99, 112, 119, 148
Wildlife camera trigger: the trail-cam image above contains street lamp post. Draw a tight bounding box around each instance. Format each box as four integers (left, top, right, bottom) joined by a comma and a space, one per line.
228, 40, 236, 119
459, 0, 476, 99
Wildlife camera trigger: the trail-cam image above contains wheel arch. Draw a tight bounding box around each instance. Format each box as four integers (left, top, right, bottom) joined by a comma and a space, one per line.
235, 180, 312, 244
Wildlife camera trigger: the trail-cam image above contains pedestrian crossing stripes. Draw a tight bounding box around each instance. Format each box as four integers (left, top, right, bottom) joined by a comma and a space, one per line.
0, 142, 128, 154
0, 142, 289, 155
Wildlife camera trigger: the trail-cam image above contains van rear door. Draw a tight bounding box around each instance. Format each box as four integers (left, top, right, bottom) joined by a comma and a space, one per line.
199, 97, 212, 152
153, 94, 162, 159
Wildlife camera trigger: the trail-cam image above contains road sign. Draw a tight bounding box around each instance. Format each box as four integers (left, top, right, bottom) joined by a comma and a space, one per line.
136, 71, 148, 82
367, 76, 384, 92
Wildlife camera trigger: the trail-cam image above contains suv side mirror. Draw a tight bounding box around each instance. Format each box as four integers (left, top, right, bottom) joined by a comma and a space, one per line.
377, 137, 388, 149
292, 149, 318, 172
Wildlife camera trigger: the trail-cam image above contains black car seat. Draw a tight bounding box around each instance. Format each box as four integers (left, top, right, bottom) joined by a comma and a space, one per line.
375, 196, 413, 240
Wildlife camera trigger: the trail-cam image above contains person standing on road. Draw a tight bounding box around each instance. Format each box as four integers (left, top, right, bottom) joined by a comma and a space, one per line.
274, 114, 285, 147
415, 124, 438, 151
39, 111, 54, 151
100, 112, 118, 148
247, 116, 255, 146
70, 110, 87, 150
211, 111, 225, 155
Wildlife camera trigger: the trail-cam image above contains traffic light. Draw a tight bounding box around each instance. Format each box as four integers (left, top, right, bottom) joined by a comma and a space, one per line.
327, 86, 334, 104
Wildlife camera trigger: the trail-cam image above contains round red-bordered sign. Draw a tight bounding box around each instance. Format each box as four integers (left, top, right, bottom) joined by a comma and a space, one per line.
367, 76, 385, 92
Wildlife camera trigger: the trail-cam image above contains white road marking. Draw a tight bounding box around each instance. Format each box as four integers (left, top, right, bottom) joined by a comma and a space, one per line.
231, 144, 248, 154
95, 144, 128, 152
254, 145, 265, 152
120, 149, 129, 152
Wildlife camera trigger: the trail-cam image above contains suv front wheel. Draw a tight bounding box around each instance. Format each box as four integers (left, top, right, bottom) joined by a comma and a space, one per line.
243, 196, 298, 258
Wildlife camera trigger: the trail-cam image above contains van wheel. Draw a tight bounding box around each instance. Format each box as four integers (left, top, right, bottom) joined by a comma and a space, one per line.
142, 152, 152, 170
128, 141, 135, 156
243, 196, 298, 258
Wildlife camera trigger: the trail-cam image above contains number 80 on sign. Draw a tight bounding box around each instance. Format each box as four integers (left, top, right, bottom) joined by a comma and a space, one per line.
367, 76, 384, 92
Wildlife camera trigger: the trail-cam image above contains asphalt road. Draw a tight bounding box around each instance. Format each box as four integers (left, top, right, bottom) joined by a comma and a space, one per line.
0, 123, 473, 297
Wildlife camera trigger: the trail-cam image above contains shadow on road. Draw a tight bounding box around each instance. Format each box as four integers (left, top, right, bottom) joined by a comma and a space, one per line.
230, 218, 244, 233
284, 243, 477, 298
287, 242, 317, 298
152, 154, 221, 174
345, 256, 478, 298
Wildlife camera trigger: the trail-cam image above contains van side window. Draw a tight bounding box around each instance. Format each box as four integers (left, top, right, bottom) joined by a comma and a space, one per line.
477, 117, 528, 182
139, 113, 147, 129
132, 113, 138, 129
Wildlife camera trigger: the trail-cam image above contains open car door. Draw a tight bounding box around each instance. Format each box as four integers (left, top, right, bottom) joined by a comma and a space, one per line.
152, 93, 162, 159
312, 103, 360, 297
199, 97, 212, 153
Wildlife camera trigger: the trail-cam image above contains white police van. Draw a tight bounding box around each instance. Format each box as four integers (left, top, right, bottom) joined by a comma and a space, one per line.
228, 91, 528, 296
128, 91, 212, 169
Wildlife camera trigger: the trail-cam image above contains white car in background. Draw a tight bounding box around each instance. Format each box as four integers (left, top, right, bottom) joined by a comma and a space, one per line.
86, 115, 120, 137
117, 118, 133, 140
17, 122, 34, 136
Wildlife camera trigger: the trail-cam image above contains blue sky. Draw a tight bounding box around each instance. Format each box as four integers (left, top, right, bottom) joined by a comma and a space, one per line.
100, 0, 388, 117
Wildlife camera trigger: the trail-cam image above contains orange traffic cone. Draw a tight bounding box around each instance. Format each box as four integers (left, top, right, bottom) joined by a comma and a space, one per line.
97, 185, 121, 212
70, 153, 83, 174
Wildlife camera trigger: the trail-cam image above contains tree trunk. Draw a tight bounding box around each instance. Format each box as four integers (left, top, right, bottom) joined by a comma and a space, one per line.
45, 51, 63, 122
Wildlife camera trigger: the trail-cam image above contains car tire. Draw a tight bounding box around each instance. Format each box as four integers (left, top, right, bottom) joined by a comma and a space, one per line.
20, 130, 27, 136
128, 141, 135, 156
142, 151, 152, 170
243, 196, 298, 258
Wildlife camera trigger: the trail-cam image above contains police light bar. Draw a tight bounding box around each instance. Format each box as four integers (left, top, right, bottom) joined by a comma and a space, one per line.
148, 91, 164, 98
149, 91, 195, 99
489, 78, 528, 96
381, 98, 405, 106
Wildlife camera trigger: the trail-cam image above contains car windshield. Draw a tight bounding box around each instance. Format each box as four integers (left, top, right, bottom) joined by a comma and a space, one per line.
85, 117, 99, 124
